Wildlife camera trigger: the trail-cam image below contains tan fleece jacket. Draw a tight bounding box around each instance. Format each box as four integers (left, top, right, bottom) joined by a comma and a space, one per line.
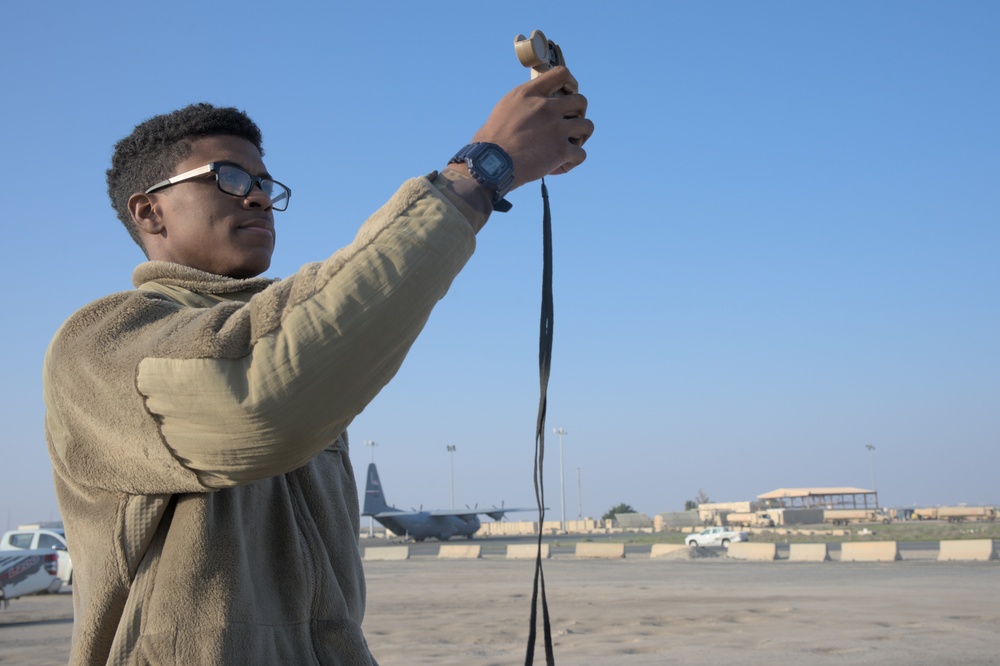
43, 177, 476, 665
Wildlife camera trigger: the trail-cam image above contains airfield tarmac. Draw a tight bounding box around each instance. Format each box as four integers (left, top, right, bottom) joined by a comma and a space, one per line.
1, 556, 997, 665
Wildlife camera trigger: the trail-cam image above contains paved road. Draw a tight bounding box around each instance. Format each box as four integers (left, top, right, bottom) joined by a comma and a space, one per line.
5, 558, 1000, 665
360, 533, 947, 560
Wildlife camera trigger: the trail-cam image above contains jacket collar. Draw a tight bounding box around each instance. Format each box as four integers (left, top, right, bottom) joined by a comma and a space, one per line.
132, 261, 277, 295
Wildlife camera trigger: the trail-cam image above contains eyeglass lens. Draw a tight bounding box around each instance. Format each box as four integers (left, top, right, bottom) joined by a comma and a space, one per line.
216, 164, 290, 210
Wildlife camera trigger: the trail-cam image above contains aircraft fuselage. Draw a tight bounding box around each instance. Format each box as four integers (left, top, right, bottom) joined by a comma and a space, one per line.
372, 511, 481, 541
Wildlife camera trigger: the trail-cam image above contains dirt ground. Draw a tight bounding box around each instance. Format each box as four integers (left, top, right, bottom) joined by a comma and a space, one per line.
2, 558, 997, 665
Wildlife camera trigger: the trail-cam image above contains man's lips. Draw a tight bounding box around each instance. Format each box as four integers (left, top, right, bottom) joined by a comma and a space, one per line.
238, 220, 275, 239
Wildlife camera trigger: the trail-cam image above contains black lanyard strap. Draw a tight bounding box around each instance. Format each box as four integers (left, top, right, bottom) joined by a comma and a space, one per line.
525, 178, 555, 665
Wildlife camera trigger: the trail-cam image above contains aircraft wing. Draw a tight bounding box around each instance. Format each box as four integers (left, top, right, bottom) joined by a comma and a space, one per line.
482, 508, 537, 521
426, 508, 538, 521
368, 509, 416, 518
367, 508, 540, 520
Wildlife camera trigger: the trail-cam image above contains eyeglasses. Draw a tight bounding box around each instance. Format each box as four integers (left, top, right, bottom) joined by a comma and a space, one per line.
145, 161, 292, 211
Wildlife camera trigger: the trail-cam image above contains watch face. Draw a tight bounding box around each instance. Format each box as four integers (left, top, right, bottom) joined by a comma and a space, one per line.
479, 151, 505, 177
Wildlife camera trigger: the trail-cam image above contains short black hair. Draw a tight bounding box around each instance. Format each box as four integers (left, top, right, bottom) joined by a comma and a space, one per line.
107, 103, 264, 254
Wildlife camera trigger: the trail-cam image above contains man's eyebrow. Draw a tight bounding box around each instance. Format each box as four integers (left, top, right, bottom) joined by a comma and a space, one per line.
221, 160, 273, 180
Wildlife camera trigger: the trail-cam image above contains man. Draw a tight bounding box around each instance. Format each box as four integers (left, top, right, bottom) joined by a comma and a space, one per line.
44, 66, 592, 664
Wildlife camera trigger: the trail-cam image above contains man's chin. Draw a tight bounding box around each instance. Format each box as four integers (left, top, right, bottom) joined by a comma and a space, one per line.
225, 253, 272, 279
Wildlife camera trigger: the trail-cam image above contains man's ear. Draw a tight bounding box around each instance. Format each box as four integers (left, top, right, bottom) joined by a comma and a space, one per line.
128, 192, 165, 236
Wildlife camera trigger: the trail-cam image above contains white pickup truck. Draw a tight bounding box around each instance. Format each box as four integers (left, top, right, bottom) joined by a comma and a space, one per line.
0, 549, 62, 607
0, 527, 73, 586
685, 526, 749, 548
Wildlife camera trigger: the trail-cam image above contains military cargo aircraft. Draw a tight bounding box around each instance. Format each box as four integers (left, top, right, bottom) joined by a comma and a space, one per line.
362, 463, 535, 541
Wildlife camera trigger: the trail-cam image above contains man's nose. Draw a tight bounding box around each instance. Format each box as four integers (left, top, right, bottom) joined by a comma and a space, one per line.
243, 182, 273, 209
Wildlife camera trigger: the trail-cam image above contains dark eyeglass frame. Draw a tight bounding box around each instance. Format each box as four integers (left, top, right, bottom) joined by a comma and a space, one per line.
144, 161, 292, 211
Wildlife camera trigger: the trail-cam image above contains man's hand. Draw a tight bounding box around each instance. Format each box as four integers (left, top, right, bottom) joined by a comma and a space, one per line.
470, 66, 593, 191
435, 67, 593, 231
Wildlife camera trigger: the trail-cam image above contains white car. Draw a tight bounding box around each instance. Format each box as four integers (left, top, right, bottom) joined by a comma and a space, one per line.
685, 526, 748, 548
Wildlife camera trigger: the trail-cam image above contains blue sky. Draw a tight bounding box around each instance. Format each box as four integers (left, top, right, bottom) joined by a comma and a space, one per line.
1, 2, 997, 530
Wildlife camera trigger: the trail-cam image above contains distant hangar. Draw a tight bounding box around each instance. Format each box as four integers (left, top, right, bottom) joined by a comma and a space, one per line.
757, 487, 879, 510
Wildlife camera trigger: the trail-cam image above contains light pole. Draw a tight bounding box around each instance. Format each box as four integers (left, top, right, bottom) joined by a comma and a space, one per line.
447, 445, 456, 509
364, 440, 377, 537
553, 428, 567, 532
577, 467, 582, 519
865, 444, 878, 508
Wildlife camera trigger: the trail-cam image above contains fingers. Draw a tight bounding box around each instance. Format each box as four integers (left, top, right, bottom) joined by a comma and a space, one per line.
553, 118, 592, 175
565, 115, 594, 149
550, 145, 587, 176
531, 70, 593, 159
552, 90, 589, 120
537, 70, 590, 148
525, 66, 578, 97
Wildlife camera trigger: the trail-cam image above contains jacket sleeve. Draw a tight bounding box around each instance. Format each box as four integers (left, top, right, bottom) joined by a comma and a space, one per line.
45, 177, 476, 492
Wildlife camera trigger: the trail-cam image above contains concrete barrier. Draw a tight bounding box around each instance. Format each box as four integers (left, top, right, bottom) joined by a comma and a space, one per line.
788, 543, 830, 562
650, 544, 689, 559
938, 539, 998, 561
364, 546, 410, 561
438, 545, 481, 559
840, 541, 900, 562
575, 542, 625, 559
506, 544, 550, 560
726, 542, 777, 561
789, 543, 829, 562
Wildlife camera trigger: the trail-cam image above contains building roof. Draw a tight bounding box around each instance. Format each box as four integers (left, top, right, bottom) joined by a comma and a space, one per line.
757, 487, 874, 499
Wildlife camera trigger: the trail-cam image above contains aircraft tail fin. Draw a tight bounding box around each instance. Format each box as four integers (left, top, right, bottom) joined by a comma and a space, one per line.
363, 463, 392, 515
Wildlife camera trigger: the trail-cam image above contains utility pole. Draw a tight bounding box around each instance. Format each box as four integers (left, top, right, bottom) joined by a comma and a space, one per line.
364, 440, 377, 537
865, 443, 878, 508
553, 427, 567, 532
447, 445, 457, 509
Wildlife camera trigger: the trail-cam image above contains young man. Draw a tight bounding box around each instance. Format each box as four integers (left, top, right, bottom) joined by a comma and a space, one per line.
43, 67, 592, 664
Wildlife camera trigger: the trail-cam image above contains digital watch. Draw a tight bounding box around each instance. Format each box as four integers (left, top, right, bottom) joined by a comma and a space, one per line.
448, 142, 515, 212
